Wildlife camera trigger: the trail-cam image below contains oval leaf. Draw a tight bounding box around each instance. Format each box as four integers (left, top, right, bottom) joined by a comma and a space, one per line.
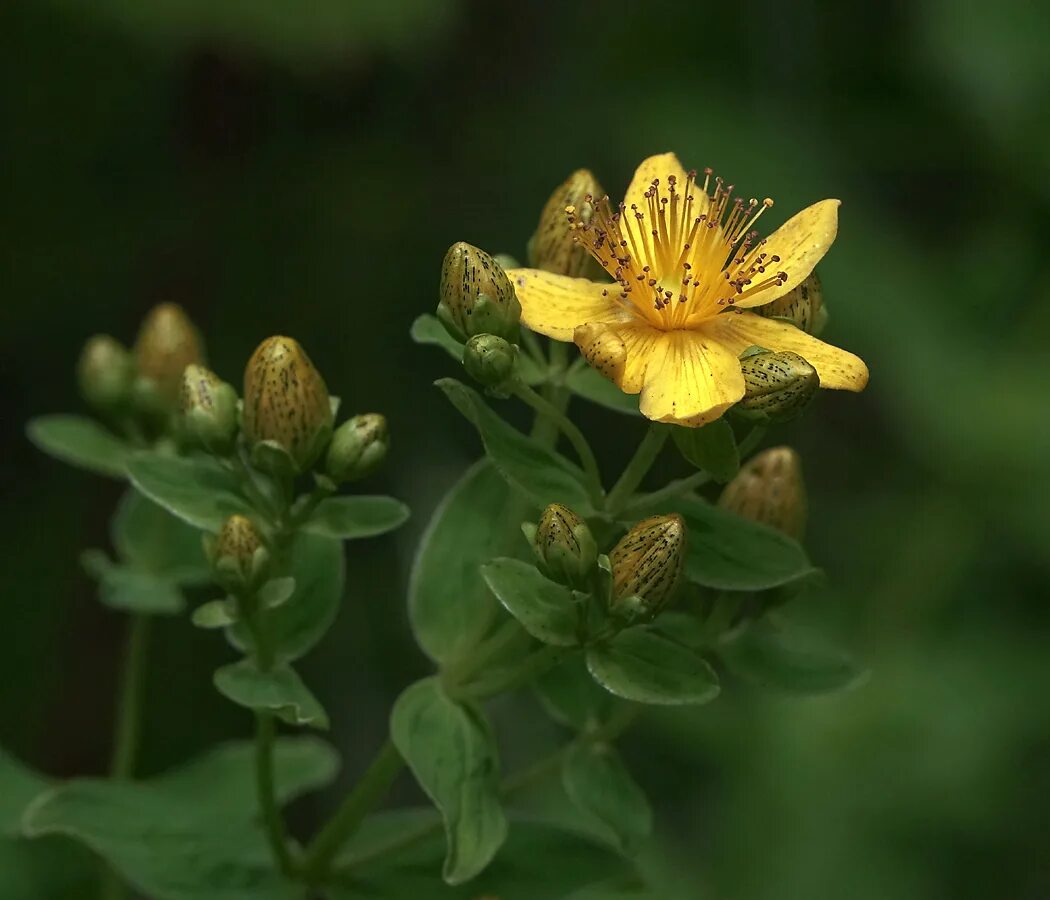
565, 366, 641, 416
390, 678, 507, 885
586, 628, 720, 706
534, 655, 617, 731
481, 558, 578, 647
112, 490, 211, 584
126, 452, 253, 532
214, 660, 328, 729
435, 379, 593, 513
562, 741, 653, 854
671, 420, 739, 484
303, 495, 409, 541
26, 415, 131, 479
98, 567, 185, 615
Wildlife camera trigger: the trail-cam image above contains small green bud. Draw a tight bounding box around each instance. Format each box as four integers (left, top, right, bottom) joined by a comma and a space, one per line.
462, 334, 517, 389
438, 242, 521, 343
76, 334, 135, 412
733, 349, 818, 424
718, 446, 806, 540
243, 336, 333, 472
756, 271, 827, 336
326, 413, 389, 484
608, 514, 686, 622
179, 364, 238, 454
527, 169, 605, 277
529, 503, 598, 589
212, 514, 269, 590
133, 303, 205, 409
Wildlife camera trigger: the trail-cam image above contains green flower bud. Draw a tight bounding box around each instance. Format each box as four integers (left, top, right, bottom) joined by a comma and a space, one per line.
133, 303, 205, 408
756, 271, 827, 336
212, 514, 269, 590
77, 334, 135, 412
527, 169, 605, 277
608, 514, 686, 621
733, 348, 818, 424
462, 334, 517, 389
526, 503, 598, 589
243, 336, 333, 473
718, 446, 806, 540
179, 364, 238, 455
438, 242, 521, 343
326, 413, 389, 484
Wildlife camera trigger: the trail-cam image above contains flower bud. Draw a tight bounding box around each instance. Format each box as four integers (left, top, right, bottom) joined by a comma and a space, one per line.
527, 169, 605, 277
326, 413, 389, 484
212, 514, 269, 590
77, 334, 135, 412
462, 334, 517, 389
179, 364, 238, 455
608, 514, 686, 621
718, 446, 806, 540
437, 242, 521, 343
242, 336, 333, 473
133, 303, 205, 408
733, 349, 818, 425
526, 503, 598, 589
756, 271, 827, 336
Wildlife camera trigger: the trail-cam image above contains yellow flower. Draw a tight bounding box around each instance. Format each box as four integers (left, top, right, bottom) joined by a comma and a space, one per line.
507, 153, 868, 427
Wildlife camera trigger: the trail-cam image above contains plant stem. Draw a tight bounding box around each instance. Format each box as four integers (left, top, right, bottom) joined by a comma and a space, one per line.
512, 381, 603, 506
255, 711, 295, 875
456, 644, 567, 701
299, 739, 404, 880
605, 424, 669, 514
110, 614, 150, 779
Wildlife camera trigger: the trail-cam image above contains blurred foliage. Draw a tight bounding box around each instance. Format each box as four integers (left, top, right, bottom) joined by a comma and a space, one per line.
2, 0, 1048, 897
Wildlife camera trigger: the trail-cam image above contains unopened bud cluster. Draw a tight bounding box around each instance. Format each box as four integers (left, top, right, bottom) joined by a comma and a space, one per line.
133, 303, 206, 412
719, 446, 807, 540
180, 364, 238, 454
756, 272, 827, 335
437, 242, 521, 344
326, 414, 389, 484
734, 347, 819, 424
525, 503, 597, 589
608, 514, 687, 622
527, 169, 605, 277
209, 514, 269, 592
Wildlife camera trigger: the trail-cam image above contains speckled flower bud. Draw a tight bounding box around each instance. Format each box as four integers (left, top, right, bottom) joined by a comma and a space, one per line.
326, 413, 389, 484
525, 503, 598, 589
718, 446, 806, 540
212, 514, 268, 590
756, 272, 827, 336
734, 349, 819, 424
133, 303, 205, 408
179, 364, 238, 454
242, 336, 333, 473
77, 335, 135, 412
462, 334, 517, 389
527, 169, 605, 277
608, 514, 686, 621
437, 242, 521, 343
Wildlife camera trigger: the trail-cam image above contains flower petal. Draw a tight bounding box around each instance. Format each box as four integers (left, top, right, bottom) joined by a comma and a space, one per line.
507, 268, 624, 341
578, 321, 669, 394
638, 330, 746, 427
703, 312, 868, 391
621, 152, 691, 214
733, 199, 840, 309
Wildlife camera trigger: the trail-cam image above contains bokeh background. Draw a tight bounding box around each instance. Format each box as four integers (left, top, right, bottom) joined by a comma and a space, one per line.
4, 1, 1049, 897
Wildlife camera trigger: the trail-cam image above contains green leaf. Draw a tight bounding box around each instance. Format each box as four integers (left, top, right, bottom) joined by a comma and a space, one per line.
565, 366, 641, 416
126, 452, 253, 531
229, 532, 345, 663
436, 378, 593, 513
586, 628, 720, 706
671, 420, 739, 483
22, 738, 338, 900
331, 810, 632, 900
720, 617, 868, 694
481, 558, 578, 646
0, 748, 50, 836
98, 566, 185, 614
26, 415, 131, 479
191, 598, 237, 629
390, 678, 507, 885
112, 489, 211, 584
0, 837, 97, 900
411, 314, 545, 384
259, 576, 296, 609
409, 461, 510, 664
214, 660, 328, 729
562, 741, 652, 854
302, 495, 409, 541
534, 655, 616, 731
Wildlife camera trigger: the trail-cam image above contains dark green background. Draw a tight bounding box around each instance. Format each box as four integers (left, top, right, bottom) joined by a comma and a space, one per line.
4, 1, 1049, 897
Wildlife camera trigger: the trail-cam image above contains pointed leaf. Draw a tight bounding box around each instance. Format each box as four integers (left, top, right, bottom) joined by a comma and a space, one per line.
214, 660, 328, 729
534, 655, 616, 731
303, 495, 409, 540
26, 415, 131, 478
481, 558, 578, 646
112, 490, 211, 584
126, 452, 253, 531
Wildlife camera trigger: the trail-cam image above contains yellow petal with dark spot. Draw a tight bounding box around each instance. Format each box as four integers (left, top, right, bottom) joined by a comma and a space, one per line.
506, 268, 624, 341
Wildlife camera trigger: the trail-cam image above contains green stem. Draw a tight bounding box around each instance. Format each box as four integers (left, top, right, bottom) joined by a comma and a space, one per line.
512, 382, 603, 506
299, 739, 404, 880
456, 644, 567, 701
605, 424, 669, 514
110, 614, 150, 779
255, 711, 295, 875
446, 618, 524, 687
